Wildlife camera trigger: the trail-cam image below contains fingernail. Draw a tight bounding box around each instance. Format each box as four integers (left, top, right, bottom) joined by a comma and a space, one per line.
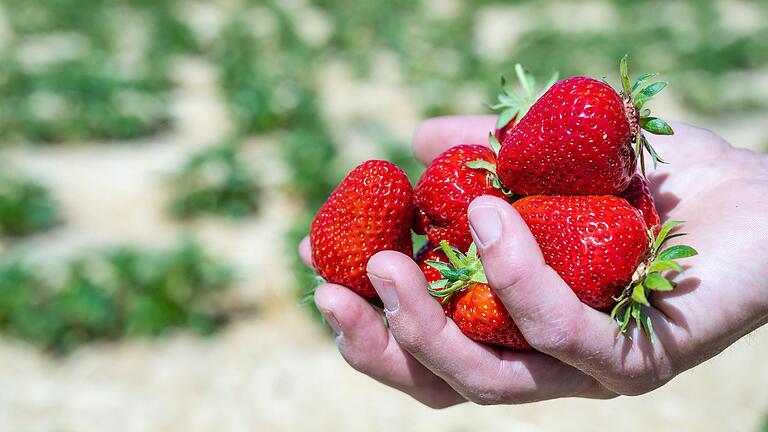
321, 309, 343, 337
368, 273, 398, 312
469, 205, 502, 248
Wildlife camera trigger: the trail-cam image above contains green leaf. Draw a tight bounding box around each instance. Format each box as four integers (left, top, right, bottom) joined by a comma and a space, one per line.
631, 284, 650, 305
619, 55, 631, 94
496, 109, 516, 130
488, 132, 502, 154
644, 273, 673, 291
658, 245, 698, 261
654, 220, 684, 251
641, 117, 674, 136
631, 72, 658, 94
465, 159, 497, 174
642, 136, 668, 169
429, 279, 449, 290
515, 64, 533, 98
639, 82, 667, 98
640, 309, 655, 340
648, 260, 684, 273
425, 260, 452, 274
611, 297, 628, 319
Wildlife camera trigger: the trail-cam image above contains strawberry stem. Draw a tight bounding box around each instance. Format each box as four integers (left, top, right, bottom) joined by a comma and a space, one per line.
611, 220, 698, 340
489, 64, 559, 129
618, 55, 674, 176
427, 241, 487, 304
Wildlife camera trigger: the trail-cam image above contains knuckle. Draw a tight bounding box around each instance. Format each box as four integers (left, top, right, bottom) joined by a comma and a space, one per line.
465, 387, 506, 406
526, 313, 580, 354
610, 365, 675, 396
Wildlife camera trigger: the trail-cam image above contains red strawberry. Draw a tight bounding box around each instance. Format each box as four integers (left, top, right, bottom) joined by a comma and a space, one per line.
311, 160, 414, 298
497, 56, 674, 196
414, 145, 507, 252
427, 242, 530, 350
512, 195, 696, 337
415, 243, 446, 284
621, 173, 661, 233
513, 195, 648, 309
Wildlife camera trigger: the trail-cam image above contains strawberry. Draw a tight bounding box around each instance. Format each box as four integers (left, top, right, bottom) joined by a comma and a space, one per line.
512, 195, 696, 337
415, 243, 447, 284
427, 242, 530, 350
489, 64, 559, 143
621, 173, 661, 232
414, 144, 507, 252
311, 160, 414, 298
497, 56, 674, 196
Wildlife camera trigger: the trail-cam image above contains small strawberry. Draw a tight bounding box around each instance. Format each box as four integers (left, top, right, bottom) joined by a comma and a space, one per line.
497, 56, 674, 196
311, 160, 414, 298
427, 241, 530, 350
415, 243, 447, 285
489, 64, 559, 143
414, 144, 508, 252
512, 195, 697, 338
621, 173, 661, 232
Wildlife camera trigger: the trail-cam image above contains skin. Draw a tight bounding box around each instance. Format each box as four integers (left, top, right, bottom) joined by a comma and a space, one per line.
299, 115, 768, 407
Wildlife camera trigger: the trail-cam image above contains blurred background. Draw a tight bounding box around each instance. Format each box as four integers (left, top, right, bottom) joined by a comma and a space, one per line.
0, 0, 767, 430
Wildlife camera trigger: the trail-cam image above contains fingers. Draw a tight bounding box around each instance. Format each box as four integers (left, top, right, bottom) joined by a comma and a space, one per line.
299, 236, 313, 268
412, 115, 497, 165
468, 196, 678, 395
313, 283, 465, 408
366, 250, 601, 404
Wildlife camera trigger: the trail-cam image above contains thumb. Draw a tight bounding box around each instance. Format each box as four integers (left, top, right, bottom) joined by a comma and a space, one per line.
467, 195, 595, 354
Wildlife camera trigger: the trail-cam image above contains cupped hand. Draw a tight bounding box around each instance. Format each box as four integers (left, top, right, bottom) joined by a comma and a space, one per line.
299, 116, 768, 407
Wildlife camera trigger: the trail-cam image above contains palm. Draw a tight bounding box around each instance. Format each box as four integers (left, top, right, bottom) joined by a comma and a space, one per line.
646, 125, 768, 361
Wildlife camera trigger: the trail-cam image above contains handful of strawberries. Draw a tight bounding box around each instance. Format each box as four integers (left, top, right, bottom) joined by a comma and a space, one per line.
310, 57, 697, 349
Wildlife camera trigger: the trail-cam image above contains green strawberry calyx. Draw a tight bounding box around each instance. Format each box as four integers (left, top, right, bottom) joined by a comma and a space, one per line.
488, 64, 559, 130
464, 133, 516, 198
611, 220, 698, 340
618, 55, 675, 176
426, 240, 487, 304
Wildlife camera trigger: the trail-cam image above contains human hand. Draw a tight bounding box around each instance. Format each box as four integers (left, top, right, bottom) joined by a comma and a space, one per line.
298, 115, 768, 407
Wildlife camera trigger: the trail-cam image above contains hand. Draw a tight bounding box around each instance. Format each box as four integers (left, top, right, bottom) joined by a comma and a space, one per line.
298, 115, 768, 407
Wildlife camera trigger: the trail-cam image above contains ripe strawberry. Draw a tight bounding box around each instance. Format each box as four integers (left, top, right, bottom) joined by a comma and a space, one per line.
513, 195, 648, 310
621, 173, 661, 232
512, 195, 696, 337
414, 144, 508, 252
427, 242, 530, 350
497, 56, 674, 196
489, 64, 559, 143
415, 243, 446, 284
311, 160, 414, 298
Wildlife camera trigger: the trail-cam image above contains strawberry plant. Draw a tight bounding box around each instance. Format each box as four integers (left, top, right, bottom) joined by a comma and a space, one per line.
168, 140, 262, 220
0, 171, 59, 238
0, 240, 234, 354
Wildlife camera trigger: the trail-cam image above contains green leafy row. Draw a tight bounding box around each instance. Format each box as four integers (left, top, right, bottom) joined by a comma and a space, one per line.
0, 240, 234, 354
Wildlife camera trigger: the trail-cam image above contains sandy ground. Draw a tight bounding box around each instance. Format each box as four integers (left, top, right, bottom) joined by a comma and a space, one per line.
1, 3, 768, 429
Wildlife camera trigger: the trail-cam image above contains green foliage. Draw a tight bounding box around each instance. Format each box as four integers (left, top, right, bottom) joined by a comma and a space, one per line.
0, 240, 234, 354
0, 58, 170, 143
0, 0, 196, 144
168, 140, 262, 220
0, 171, 59, 237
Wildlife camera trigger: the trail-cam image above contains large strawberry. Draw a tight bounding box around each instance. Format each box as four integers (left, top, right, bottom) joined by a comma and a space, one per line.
413, 144, 508, 252
512, 195, 696, 337
497, 56, 674, 196
621, 173, 661, 232
311, 160, 414, 298
427, 242, 530, 350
